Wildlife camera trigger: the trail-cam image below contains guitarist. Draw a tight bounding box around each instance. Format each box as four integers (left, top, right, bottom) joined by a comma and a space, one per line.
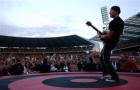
98, 6, 124, 82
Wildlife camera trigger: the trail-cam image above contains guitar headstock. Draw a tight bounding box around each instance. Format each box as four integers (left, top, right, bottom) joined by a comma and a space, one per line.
86, 21, 92, 26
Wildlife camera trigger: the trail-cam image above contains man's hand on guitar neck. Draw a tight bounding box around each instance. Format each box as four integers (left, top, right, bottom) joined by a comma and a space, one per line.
97, 31, 102, 38
97, 31, 105, 41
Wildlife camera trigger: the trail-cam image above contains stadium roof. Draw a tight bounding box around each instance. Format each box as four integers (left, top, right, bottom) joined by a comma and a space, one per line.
120, 12, 140, 44
90, 12, 140, 44
0, 35, 94, 48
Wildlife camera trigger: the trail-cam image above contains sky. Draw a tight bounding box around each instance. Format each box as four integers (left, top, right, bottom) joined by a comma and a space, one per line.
0, 0, 140, 39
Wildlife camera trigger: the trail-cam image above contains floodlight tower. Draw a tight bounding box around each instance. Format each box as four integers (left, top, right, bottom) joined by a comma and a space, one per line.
101, 6, 109, 31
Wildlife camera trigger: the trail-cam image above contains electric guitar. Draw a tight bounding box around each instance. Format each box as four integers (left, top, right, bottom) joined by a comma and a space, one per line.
86, 21, 106, 42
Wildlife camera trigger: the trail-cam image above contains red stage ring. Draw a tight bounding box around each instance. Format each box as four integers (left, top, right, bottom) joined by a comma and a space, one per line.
8, 73, 140, 90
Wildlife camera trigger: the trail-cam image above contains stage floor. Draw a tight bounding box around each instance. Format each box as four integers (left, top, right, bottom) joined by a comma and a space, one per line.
0, 72, 140, 90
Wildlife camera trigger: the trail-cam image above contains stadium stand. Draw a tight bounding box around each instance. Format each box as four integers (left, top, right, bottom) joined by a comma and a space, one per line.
0, 35, 95, 76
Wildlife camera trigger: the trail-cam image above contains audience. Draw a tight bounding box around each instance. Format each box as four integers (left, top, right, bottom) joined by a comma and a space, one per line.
0, 49, 140, 76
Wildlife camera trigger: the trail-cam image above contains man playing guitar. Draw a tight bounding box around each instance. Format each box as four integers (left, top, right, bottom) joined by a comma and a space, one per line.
86, 6, 124, 82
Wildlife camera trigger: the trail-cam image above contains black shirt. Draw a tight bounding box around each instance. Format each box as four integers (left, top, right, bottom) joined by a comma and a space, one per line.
107, 17, 124, 44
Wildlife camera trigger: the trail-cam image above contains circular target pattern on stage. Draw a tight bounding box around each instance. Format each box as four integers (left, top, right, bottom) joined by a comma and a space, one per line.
0, 72, 140, 90
43, 76, 128, 88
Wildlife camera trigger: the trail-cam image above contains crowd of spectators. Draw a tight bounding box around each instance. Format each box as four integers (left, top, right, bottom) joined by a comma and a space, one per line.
0, 49, 140, 76
0, 52, 93, 76
111, 54, 140, 72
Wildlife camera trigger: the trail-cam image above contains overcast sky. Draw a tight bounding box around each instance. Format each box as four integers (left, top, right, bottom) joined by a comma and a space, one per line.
0, 0, 140, 39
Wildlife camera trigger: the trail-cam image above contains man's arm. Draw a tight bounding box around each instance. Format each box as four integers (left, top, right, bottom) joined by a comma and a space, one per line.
98, 30, 114, 41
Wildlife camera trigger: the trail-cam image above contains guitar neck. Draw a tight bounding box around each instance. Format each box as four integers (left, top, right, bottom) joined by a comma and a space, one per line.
90, 25, 102, 35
